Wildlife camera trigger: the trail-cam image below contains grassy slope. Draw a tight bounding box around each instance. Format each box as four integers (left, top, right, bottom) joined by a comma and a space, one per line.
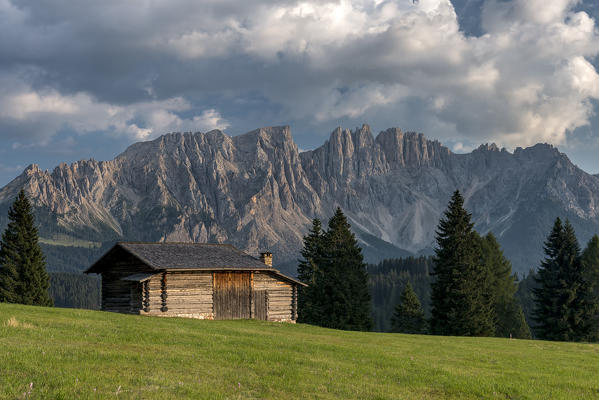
1, 304, 598, 400
39, 235, 102, 248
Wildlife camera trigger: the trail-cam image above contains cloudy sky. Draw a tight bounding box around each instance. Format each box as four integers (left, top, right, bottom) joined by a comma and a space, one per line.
1, 0, 599, 185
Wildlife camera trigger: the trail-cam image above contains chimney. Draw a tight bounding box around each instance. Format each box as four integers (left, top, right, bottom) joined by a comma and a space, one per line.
260, 252, 273, 267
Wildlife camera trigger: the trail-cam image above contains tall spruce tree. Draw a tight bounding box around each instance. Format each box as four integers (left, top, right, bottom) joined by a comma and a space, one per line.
533, 218, 585, 341
0, 189, 52, 306
580, 235, 599, 342
430, 190, 494, 336
297, 218, 324, 323
298, 208, 373, 331
480, 233, 531, 339
390, 282, 427, 334
322, 208, 373, 331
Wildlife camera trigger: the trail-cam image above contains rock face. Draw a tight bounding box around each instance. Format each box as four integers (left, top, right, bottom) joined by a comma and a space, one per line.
2, 124, 599, 275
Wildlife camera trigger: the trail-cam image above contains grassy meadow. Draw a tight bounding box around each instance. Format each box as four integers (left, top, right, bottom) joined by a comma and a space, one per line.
1, 303, 598, 399
38, 234, 102, 248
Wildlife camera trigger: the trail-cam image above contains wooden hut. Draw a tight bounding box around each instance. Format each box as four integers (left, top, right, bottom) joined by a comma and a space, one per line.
85, 242, 306, 322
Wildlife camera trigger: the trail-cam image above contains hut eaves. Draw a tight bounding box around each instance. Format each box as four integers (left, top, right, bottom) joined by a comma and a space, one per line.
85, 242, 306, 287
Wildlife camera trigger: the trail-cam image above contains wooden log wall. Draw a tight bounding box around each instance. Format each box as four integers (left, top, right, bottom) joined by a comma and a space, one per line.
141, 271, 214, 319
253, 289, 268, 320
102, 274, 133, 313
142, 281, 150, 312
253, 272, 296, 322
160, 272, 168, 312
100, 251, 155, 314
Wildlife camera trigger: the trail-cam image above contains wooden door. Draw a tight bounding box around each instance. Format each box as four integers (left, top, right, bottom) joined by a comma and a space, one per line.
253, 290, 268, 320
213, 272, 251, 319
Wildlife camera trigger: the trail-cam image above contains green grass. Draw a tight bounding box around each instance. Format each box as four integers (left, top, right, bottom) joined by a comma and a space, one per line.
1, 304, 598, 399
39, 234, 102, 248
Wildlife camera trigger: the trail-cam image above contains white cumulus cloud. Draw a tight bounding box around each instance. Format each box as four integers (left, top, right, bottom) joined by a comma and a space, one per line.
0, 0, 598, 150
154, 0, 599, 147
0, 74, 229, 143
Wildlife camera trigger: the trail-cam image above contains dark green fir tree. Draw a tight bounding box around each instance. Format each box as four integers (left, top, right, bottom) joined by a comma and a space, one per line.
533, 218, 584, 341
299, 208, 373, 331
430, 190, 494, 336
322, 207, 373, 331
480, 233, 531, 339
390, 282, 427, 334
297, 218, 324, 323
580, 235, 599, 342
0, 189, 52, 306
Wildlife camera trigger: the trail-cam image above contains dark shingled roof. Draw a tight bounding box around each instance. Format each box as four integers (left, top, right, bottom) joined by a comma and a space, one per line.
117, 242, 272, 270
85, 242, 306, 286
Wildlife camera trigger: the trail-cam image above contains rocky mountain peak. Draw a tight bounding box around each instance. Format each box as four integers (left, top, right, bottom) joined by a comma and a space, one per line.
514, 143, 560, 159
235, 125, 293, 144
475, 143, 500, 152
2, 124, 599, 275
375, 128, 450, 168
25, 164, 42, 174
233, 126, 297, 159
351, 124, 375, 148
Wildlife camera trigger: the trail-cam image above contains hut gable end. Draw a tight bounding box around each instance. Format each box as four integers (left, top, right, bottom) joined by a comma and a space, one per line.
85, 244, 156, 276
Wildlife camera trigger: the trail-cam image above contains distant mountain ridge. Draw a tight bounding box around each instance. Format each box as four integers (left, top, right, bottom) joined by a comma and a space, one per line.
2, 125, 599, 275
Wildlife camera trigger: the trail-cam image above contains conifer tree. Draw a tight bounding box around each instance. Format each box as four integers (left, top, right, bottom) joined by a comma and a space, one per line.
297, 218, 324, 323
430, 190, 494, 336
298, 208, 373, 331
580, 235, 599, 342
0, 189, 52, 306
297, 218, 323, 284
390, 282, 427, 334
480, 233, 531, 339
533, 218, 584, 341
0, 234, 19, 303
321, 208, 373, 331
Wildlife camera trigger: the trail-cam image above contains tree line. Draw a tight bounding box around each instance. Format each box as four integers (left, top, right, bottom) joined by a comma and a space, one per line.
298, 190, 599, 342
368, 256, 540, 334
368, 256, 433, 332
49, 272, 100, 310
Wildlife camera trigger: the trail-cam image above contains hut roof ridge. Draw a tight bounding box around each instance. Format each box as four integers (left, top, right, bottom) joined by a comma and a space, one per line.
85, 241, 306, 286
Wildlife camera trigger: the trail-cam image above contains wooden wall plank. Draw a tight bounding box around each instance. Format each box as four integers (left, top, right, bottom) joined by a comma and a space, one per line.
252, 271, 295, 322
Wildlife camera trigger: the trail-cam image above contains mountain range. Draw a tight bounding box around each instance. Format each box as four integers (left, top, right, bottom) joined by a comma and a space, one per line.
2, 125, 599, 276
